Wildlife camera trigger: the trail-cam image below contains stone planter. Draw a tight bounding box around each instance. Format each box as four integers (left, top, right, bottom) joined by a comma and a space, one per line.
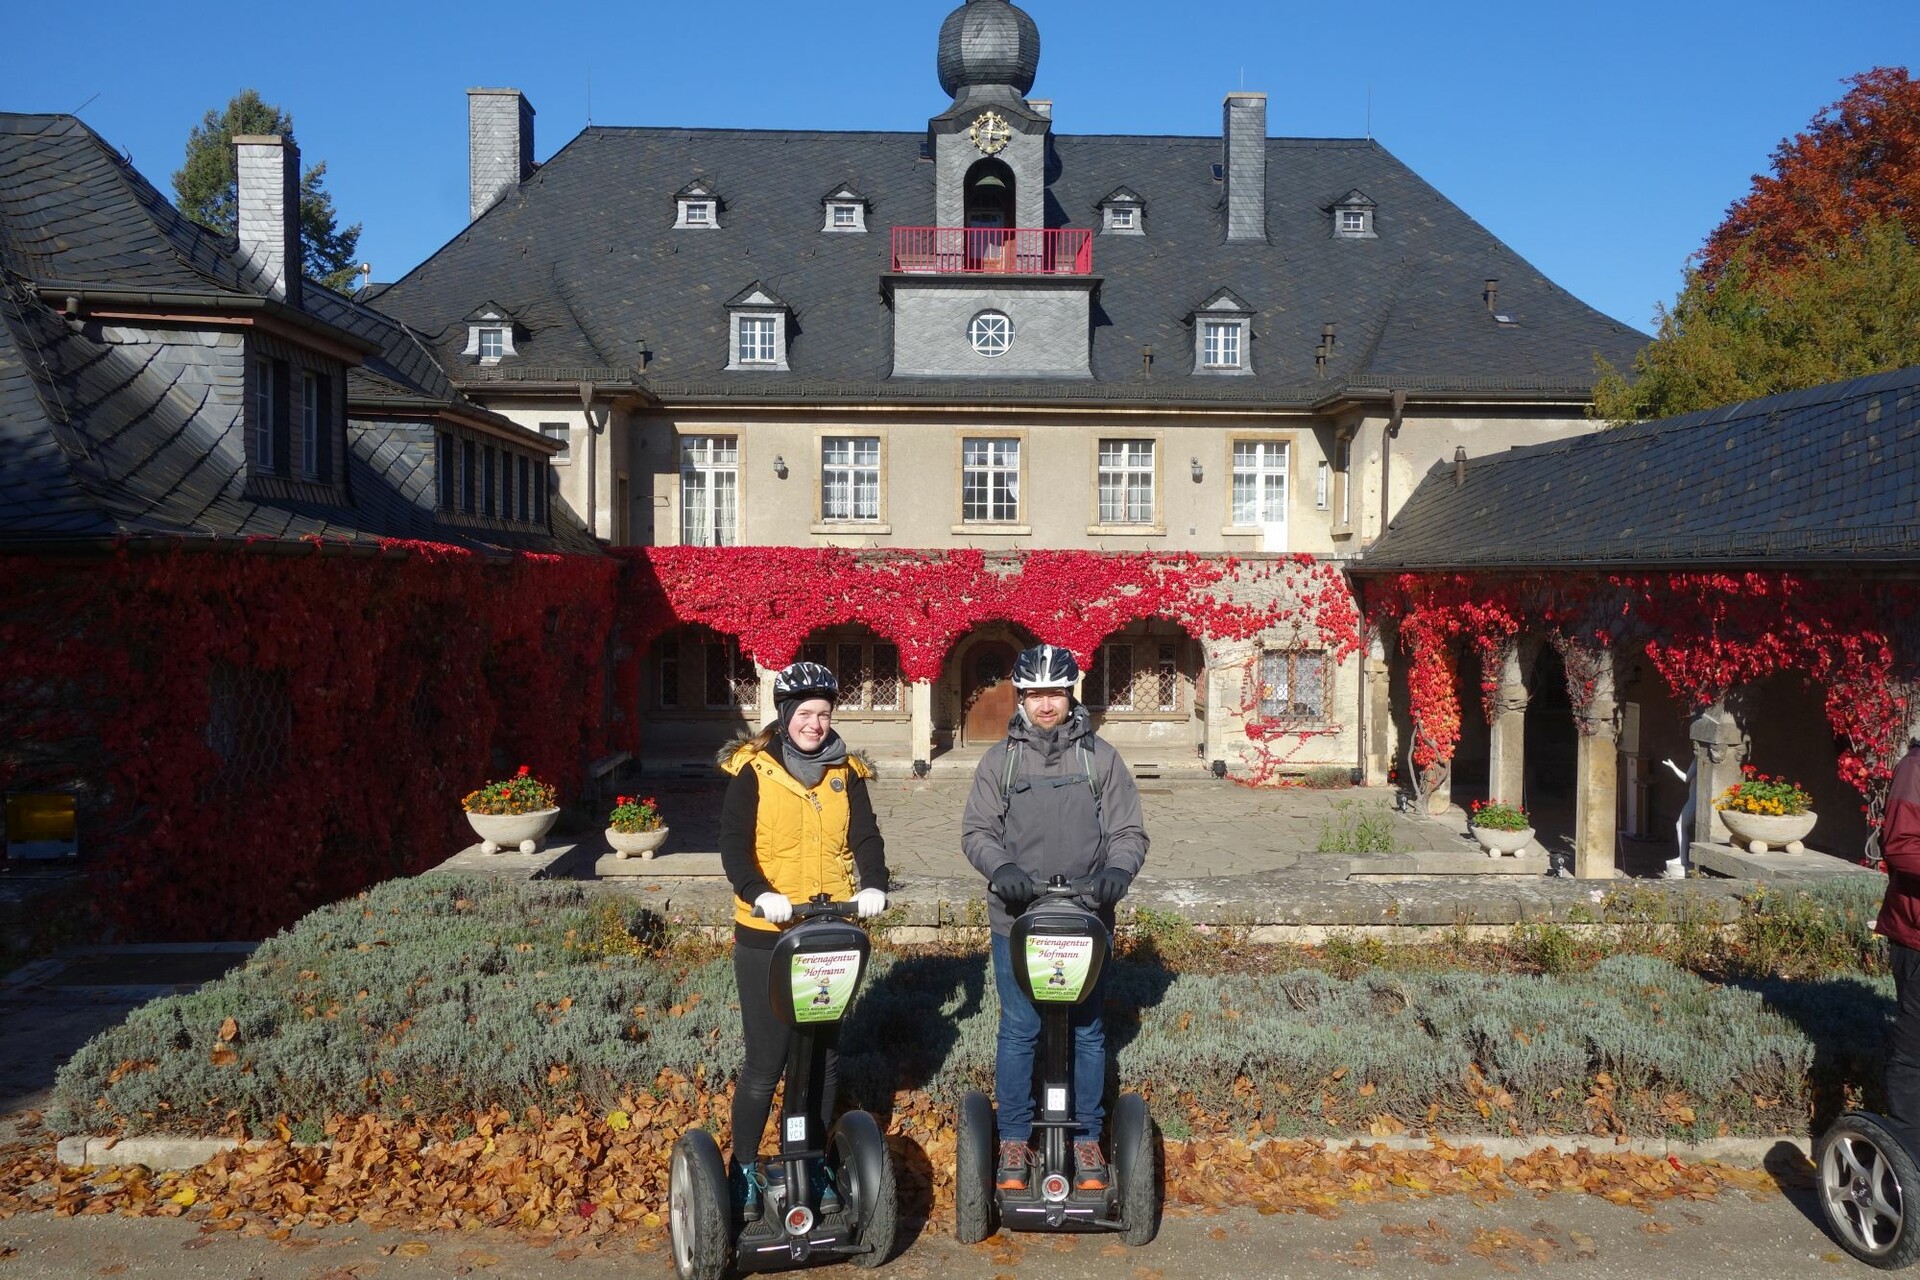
1470, 823, 1536, 857
607, 826, 669, 859
465, 807, 561, 855
1719, 808, 1817, 854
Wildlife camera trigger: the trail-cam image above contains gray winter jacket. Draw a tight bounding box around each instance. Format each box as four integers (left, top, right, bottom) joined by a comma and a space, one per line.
960, 703, 1149, 934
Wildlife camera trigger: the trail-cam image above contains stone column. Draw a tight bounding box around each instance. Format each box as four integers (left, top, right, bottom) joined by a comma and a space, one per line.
1202, 643, 1236, 771
1571, 650, 1620, 879
1487, 646, 1529, 807
1690, 703, 1749, 845
1364, 637, 1393, 786
757, 665, 779, 728
908, 679, 934, 773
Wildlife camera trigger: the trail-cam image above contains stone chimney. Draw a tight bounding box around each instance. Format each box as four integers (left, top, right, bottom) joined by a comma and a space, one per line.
468, 88, 535, 222
1222, 92, 1267, 244
233, 134, 301, 306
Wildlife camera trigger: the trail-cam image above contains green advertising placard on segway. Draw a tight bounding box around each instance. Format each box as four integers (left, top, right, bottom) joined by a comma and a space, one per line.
790, 948, 863, 1023
1024, 935, 1094, 1003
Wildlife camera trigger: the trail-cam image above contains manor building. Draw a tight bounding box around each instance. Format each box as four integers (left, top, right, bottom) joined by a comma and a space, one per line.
373, 0, 1643, 773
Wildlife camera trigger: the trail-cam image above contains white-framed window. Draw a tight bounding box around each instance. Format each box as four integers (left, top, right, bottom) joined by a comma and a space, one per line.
1257, 650, 1328, 721
1203, 320, 1242, 369
299, 373, 319, 479
477, 327, 505, 360
680, 435, 739, 546
1232, 441, 1289, 525
738, 316, 777, 364
968, 310, 1013, 359
822, 436, 880, 522
539, 422, 570, 460
832, 204, 858, 228
1316, 461, 1331, 510
1341, 209, 1366, 234
253, 357, 276, 471
1097, 439, 1155, 524
961, 438, 1020, 523
1111, 206, 1136, 229
685, 201, 714, 226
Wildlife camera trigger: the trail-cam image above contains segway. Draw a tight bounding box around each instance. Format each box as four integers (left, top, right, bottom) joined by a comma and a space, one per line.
1817, 1111, 1920, 1269
669, 896, 897, 1278
954, 876, 1159, 1245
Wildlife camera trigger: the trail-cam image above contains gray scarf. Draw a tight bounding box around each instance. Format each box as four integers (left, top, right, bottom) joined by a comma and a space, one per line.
781, 729, 848, 789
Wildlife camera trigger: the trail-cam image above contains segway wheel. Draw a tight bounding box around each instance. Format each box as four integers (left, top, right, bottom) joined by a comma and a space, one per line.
832, 1110, 898, 1268
1111, 1092, 1160, 1247
954, 1090, 997, 1245
1817, 1112, 1920, 1270
668, 1130, 731, 1280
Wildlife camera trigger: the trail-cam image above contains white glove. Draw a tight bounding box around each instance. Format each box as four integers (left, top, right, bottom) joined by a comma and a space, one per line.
853, 888, 887, 919
753, 892, 793, 924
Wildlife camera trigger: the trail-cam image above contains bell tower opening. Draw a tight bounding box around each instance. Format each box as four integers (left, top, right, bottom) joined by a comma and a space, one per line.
964, 158, 1015, 229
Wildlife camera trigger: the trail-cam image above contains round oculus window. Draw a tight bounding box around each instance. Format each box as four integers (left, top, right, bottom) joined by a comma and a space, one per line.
969, 311, 1013, 358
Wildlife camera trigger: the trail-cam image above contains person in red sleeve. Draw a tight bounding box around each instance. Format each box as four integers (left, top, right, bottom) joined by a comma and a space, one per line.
1876, 738, 1920, 1140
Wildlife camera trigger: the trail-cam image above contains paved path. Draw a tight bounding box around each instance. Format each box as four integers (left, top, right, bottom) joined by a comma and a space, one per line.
0, 1186, 1887, 1279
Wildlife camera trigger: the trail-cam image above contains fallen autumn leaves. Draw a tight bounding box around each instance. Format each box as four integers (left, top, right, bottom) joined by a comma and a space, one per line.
0, 1097, 1792, 1246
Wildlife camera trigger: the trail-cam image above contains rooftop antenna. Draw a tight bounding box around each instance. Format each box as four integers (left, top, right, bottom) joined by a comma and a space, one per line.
70, 91, 101, 117
1367, 86, 1373, 140
587, 68, 593, 128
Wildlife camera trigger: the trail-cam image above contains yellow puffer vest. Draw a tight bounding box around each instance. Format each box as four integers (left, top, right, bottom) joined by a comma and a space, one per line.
722, 743, 871, 933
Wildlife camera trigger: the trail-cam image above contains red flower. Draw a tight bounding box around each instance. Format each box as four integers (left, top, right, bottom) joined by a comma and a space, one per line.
516, 765, 531, 777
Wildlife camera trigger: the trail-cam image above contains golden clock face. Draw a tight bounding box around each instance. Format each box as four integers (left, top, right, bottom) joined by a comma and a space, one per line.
968, 111, 1012, 156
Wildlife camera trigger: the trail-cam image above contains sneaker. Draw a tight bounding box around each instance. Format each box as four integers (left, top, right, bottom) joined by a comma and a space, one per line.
995, 1140, 1032, 1191
731, 1159, 764, 1222
1072, 1139, 1108, 1192
811, 1160, 843, 1215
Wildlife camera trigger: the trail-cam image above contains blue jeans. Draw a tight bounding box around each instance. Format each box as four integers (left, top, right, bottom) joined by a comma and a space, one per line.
991, 930, 1108, 1143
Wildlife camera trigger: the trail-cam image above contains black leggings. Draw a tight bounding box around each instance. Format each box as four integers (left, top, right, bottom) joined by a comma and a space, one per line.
731, 942, 839, 1166
1888, 942, 1920, 1145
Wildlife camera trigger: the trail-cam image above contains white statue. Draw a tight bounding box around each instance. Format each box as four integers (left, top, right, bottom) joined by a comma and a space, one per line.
1660, 757, 1696, 879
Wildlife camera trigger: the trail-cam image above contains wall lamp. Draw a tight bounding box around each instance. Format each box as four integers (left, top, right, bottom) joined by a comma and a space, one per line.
1190, 457, 1204, 483
772, 454, 788, 479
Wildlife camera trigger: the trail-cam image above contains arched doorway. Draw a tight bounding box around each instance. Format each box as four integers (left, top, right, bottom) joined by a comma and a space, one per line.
1450, 645, 1491, 810
1523, 645, 1577, 869
1733, 673, 1868, 860
960, 638, 1018, 745
964, 158, 1016, 272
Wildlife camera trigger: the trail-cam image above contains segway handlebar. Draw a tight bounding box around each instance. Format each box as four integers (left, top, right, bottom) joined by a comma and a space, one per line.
751, 892, 862, 921
1031, 875, 1098, 911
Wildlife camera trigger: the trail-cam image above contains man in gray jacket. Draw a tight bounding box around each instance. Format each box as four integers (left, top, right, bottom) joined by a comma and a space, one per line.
961, 643, 1149, 1196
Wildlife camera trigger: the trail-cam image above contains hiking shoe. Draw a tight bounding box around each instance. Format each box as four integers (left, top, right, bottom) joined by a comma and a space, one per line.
812, 1160, 843, 1215
996, 1140, 1033, 1191
731, 1159, 764, 1222
1072, 1140, 1108, 1192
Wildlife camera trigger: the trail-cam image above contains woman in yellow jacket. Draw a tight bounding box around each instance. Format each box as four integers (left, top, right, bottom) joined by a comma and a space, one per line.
718, 661, 889, 1222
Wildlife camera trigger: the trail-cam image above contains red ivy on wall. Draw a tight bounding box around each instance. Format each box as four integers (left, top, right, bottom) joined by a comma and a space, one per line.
1365, 571, 1918, 805
0, 543, 626, 941
617, 548, 1363, 679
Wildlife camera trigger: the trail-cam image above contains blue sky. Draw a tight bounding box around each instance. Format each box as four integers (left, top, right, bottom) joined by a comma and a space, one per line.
13, 1, 1917, 334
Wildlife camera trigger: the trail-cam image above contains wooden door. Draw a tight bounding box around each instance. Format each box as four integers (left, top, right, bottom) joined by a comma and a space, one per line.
961, 641, 1017, 745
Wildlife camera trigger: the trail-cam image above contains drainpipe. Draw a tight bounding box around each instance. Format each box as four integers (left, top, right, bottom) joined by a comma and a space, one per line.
578, 380, 600, 540
1377, 389, 1406, 541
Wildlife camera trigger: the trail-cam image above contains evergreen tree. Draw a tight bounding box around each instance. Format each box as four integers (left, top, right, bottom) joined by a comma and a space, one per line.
171, 89, 363, 293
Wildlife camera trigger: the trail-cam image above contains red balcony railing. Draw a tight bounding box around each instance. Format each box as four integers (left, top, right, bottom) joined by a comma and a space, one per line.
890, 227, 1093, 276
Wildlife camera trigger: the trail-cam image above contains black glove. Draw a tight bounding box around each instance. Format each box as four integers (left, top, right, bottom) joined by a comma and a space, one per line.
1089, 867, 1132, 908
989, 863, 1040, 908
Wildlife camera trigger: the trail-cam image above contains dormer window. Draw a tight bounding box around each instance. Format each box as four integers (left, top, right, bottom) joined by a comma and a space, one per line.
1328, 189, 1378, 240
1097, 187, 1146, 236
1190, 288, 1255, 376
675, 180, 722, 230
461, 302, 519, 363
726, 282, 791, 372
820, 184, 870, 233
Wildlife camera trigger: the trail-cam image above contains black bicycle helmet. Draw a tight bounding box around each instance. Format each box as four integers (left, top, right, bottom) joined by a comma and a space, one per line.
773, 660, 839, 704
1010, 643, 1079, 690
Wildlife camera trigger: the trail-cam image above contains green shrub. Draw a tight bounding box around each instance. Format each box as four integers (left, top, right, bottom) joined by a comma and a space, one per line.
1315, 799, 1404, 854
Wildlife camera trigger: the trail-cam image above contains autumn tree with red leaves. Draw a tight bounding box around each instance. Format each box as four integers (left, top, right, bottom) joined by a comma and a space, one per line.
1698, 67, 1920, 285
1594, 67, 1920, 422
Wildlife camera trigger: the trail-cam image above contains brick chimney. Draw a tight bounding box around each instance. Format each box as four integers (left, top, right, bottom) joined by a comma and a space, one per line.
233, 134, 301, 306
468, 88, 535, 222
1222, 92, 1267, 244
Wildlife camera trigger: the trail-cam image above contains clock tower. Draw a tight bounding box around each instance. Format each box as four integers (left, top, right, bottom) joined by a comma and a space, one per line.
928, 0, 1050, 233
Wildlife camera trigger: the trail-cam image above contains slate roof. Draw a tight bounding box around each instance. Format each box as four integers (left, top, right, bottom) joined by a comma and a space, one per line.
375, 126, 1647, 406
1354, 366, 1920, 572
0, 112, 593, 554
